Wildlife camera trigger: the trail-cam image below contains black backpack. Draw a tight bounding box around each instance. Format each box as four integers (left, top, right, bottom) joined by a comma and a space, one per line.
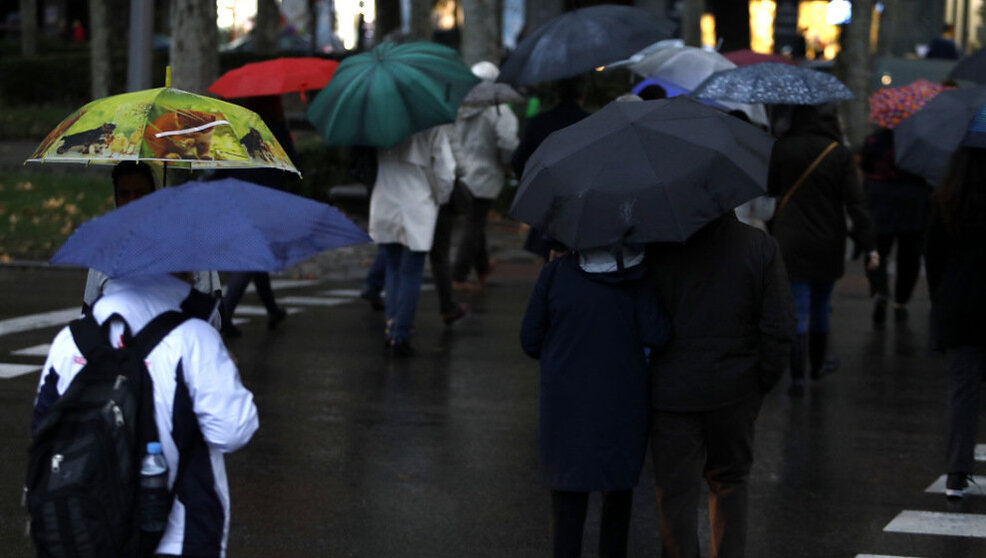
26, 311, 190, 558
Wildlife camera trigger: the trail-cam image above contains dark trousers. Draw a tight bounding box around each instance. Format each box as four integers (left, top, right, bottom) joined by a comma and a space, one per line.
869, 232, 923, 305
452, 198, 493, 282
946, 345, 986, 474
222, 271, 279, 322
363, 247, 386, 296
551, 489, 633, 558
428, 204, 456, 314
651, 396, 762, 558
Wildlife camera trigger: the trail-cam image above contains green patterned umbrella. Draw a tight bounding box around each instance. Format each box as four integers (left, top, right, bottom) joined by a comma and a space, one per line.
306, 41, 479, 149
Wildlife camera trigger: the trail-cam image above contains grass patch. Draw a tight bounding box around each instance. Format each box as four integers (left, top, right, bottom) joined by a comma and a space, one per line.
0, 172, 113, 261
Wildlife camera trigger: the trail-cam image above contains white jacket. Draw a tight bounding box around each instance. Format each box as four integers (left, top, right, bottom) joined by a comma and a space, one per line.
369, 126, 456, 251
35, 274, 258, 558
453, 105, 519, 199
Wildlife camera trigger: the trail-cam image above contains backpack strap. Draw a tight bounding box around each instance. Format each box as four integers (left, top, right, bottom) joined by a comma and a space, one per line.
68, 313, 113, 357
128, 311, 192, 360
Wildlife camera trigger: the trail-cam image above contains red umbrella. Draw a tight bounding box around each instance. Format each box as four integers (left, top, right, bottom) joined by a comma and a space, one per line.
723, 49, 796, 67
208, 57, 339, 100
868, 79, 944, 129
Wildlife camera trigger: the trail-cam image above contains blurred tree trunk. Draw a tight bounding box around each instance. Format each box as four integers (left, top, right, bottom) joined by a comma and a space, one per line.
634, 0, 666, 13
525, 0, 562, 35
461, 0, 500, 65
836, 0, 874, 150
407, 0, 433, 41
376, 0, 400, 40
255, 0, 280, 55
90, 0, 111, 99
20, 0, 37, 56
709, 0, 749, 51
680, 0, 703, 47
169, 0, 218, 93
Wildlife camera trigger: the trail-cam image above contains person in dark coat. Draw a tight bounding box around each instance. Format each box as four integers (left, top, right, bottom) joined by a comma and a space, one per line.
860, 127, 933, 325
647, 213, 796, 558
511, 77, 591, 260
521, 245, 669, 558
767, 104, 878, 396
924, 146, 986, 499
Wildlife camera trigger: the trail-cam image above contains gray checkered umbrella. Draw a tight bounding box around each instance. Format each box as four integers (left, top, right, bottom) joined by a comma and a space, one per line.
692, 62, 854, 106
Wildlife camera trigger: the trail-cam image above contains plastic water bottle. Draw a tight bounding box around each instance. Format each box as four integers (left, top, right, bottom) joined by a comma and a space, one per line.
140, 442, 169, 533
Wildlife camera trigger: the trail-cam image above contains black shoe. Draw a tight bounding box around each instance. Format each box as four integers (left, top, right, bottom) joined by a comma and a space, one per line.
787, 380, 805, 397
441, 303, 469, 326
873, 299, 887, 325
221, 323, 242, 338
811, 357, 840, 380
361, 290, 385, 311
267, 307, 288, 330
894, 306, 909, 323
946, 473, 972, 499
387, 339, 415, 358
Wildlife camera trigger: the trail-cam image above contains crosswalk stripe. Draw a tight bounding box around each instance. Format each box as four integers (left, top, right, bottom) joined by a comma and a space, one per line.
320, 289, 363, 297
0, 308, 80, 337
278, 296, 350, 307
266, 279, 321, 290
11, 344, 51, 357
884, 510, 986, 538
0, 363, 42, 379
976, 444, 985, 462
925, 475, 986, 496
232, 305, 303, 317
855, 555, 924, 558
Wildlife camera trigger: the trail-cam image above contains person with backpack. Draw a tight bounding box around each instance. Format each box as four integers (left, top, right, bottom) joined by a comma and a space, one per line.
30, 272, 258, 558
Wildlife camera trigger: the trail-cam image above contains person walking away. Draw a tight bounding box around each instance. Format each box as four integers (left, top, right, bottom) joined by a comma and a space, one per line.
511, 77, 590, 260
767, 104, 878, 396
924, 146, 986, 499
926, 24, 961, 60
647, 213, 796, 558
860, 127, 932, 325
450, 61, 519, 291
370, 125, 456, 356
521, 245, 669, 558
34, 272, 259, 556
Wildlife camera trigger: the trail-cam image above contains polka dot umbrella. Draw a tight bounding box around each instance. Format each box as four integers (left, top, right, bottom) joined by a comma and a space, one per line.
868, 79, 944, 129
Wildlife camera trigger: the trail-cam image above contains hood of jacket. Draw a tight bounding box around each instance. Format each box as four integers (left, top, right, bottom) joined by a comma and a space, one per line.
785, 104, 843, 142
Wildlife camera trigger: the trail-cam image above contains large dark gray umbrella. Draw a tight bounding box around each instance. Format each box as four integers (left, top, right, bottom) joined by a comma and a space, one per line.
497, 5, 674, 87
691, 62, 854, 105
948, 48, 986, 83
509, 96, 775, 249
894, 85, 986, 181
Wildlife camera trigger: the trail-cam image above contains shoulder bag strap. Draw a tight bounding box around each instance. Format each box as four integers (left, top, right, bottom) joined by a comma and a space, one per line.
776, 141, 839, 213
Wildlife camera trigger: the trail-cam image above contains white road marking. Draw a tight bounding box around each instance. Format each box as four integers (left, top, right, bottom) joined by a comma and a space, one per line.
262, 279, 321, 291
0, 363, 42, 379
11, 344, 51, 357
320, 289, 363, 297
976, 444, 985, 462
0, 308, 81, 337
925, 475, 986, 496
884, 510, 986, 538
232, 305, 303, 316
278, 296, 349, 307
855, 555, 924, 558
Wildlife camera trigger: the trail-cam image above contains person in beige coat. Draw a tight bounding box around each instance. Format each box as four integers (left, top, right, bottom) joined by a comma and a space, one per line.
369, 125, 456, 356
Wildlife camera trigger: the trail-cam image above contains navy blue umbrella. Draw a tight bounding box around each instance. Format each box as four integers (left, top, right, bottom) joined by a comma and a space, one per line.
692, 62, 854, 105
51, 178, 372, 278
893, 85, 986, 181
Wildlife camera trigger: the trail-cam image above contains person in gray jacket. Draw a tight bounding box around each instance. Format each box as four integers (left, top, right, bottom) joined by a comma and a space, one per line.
647, 213, 796, 558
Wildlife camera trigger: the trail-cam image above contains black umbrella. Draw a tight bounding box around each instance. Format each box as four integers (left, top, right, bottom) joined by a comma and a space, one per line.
497, 5, 674, 87
894, 85, 986, 181
509, 97, 775, 249
948, 48, 986, 84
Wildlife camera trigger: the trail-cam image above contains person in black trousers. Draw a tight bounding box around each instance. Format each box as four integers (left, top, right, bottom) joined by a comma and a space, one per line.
860, 128, 933, 325
522, 246, 669, 558
925, 146, 986, 499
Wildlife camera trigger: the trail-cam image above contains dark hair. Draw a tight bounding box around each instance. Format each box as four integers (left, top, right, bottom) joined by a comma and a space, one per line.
111, 161, 155, 189
637, 84, 667, 101
943, 23, 955, 34
936, 146, 986, 236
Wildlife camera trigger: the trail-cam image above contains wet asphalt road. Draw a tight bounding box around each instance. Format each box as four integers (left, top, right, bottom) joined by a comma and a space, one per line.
1, 251, 985, 557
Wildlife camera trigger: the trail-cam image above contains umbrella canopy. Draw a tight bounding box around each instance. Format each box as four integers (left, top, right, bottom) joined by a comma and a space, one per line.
868, 79, 944, 129
894, 85, 986, 181
462, 80, 525, 107
208, 57, 339, 99
305, 41, 479, 149
509, 96, 775, 249
692, 62, 854, 105
27, 87, 298, 173
50, 178, 371, 278
947, 48, 986, 84
722, 49, 796, 67
497, 5, 674, 86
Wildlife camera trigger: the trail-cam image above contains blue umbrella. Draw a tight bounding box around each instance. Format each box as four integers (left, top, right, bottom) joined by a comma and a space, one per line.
691, 62, 854, 105
51, 178, 372, 278
893, 85, 986, 181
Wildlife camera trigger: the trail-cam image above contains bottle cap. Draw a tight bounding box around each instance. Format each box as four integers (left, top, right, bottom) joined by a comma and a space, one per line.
146, 441, 163, 454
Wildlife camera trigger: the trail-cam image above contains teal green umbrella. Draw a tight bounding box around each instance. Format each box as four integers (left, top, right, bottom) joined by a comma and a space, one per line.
306, 41, 479, 148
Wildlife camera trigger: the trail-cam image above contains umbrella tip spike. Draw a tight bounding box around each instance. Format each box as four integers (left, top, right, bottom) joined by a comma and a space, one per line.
166, 66, 172, 88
